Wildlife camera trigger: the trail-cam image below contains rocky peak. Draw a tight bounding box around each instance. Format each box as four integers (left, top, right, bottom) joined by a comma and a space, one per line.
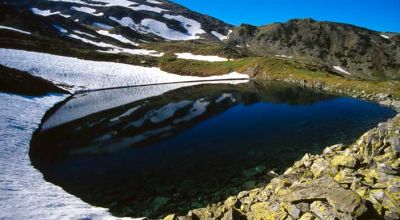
227, 18, 400, 80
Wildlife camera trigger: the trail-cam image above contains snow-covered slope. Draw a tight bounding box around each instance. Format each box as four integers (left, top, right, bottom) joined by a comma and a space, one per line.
10, 0, 232, 42
0, 93, 125, 220
0, 48, 248, 92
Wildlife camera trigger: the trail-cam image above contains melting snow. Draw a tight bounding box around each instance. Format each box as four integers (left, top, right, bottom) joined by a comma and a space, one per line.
211, 31, 228, 41
175, 53, 228, 62
141, 18, 199, 40
275, 55, 293, 59
0, 25, 31, 35
31, 8, 60, 16
71, 6, 104, 16
99, 48, 164, 57
131, 4, 168, 13
380, 34, 390, 39
67, 33, 162, 56
68, 34, 113, 47
163, 14, 205, 39
87, 0, 139, 8
73, 30, 96, 38
110, 15, 205, 41
0, 92, 128, 220
109, 16, 136, 27
0, 48, 249, 93
97, 30, 139, 46
333, 66, 351, 75
147, 0, 163, 4
59, 13, 71, 18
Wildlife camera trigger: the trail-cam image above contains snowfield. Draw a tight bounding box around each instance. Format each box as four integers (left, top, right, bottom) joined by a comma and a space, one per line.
0, 48, 248, 92
175, 52, 228, 62
0, 93, 127, 220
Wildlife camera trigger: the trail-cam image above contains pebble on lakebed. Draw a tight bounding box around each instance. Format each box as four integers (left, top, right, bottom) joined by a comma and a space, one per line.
164, 114, 400, 220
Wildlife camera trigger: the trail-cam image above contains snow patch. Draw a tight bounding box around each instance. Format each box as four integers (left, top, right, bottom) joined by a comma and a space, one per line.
67, 33, 163, 56
0, 25, 31, 35
110, 15, 204, 40
68, 34, 114, 47
97, 30, 139, 46
71, 6, 103, 16
74, 30, 96, 38
175, 53, 228, 62
163, 14, 206, 39
109, 16, 136, 27
333, 66, 351, 75
147, 0, 163, 4
275, 55, 293, 59
58, 13, 71, 18
31, 8, 60, 16
131, 4, 168, 13
380, 34, 390, 39
99, 48, 164, 57
0, 48, 249, 93
211, 31, 228, 41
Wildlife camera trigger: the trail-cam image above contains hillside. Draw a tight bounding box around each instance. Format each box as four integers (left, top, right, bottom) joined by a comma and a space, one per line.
227, 18, 400, 80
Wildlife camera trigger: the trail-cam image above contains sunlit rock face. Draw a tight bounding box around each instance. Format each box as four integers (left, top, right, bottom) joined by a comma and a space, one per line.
30, 81, 396, 218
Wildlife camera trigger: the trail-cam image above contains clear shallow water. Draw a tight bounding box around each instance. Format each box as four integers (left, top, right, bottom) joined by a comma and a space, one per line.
30, 82, 397, 218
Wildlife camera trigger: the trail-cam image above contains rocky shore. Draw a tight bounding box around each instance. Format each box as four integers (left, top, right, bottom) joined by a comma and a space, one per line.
253, 74, 400, 112
164, 114, 400, 219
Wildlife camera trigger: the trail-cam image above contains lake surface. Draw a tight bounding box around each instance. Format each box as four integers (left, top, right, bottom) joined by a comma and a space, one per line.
30, 81, 397, 218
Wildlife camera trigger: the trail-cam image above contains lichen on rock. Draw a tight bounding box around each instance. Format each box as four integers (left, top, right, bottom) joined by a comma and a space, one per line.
165, 115, 400, 219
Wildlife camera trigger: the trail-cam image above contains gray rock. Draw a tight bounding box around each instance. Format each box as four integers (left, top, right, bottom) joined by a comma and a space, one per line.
221, 208, 246, 220
285, 203, 301, 219
296, 202, 310, 213
227, 18, 400, 80
326, 188, 367, 217
390, 137, 400, 153
310, 201, 350, 220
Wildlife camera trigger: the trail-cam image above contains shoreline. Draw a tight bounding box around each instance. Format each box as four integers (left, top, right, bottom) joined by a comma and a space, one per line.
163, 83, 400, 219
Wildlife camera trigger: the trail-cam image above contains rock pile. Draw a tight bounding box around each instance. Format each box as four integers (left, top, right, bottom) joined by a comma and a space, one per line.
165, 114, 400, 219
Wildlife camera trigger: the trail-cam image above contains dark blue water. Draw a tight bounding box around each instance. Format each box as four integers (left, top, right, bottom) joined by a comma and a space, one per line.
30, 82, 396, 218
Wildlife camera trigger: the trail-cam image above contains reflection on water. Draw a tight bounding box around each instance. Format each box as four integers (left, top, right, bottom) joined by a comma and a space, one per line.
30, 81, 396, 218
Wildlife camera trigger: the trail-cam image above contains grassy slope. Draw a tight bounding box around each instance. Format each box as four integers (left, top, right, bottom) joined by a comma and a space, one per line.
159, 55, 400, 100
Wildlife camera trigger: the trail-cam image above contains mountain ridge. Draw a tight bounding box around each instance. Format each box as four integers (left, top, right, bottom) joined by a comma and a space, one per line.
0, 0, 399, 80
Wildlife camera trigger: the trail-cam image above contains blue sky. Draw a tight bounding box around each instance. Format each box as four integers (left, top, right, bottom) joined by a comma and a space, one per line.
170, 0, 400, 32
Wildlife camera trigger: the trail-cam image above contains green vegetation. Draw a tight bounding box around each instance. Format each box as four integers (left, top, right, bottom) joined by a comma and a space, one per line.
158, 55, 400, 100
143, 40, 251, 59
